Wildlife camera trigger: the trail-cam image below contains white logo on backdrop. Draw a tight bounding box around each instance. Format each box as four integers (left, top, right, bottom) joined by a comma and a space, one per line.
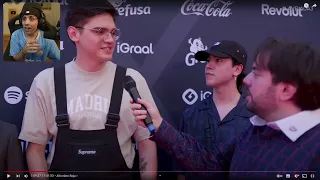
4, 86, 29, 105
181, 0, 233, 17
182, 88, 211, 105
116, 42, 154, 54
4, 86, 23, 105
185, 37, 208, 66
261, 4, 316, 17
109, 0, 126, 8
108, 0, 151, 16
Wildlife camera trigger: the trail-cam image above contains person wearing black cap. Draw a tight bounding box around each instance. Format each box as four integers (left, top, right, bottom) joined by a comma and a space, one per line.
9, 3, 60, 62
173, 40, 253, 180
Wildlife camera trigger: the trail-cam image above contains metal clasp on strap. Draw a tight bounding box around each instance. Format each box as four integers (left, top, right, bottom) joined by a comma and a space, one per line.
55, 114, 70, 127
105, 113, 120, 128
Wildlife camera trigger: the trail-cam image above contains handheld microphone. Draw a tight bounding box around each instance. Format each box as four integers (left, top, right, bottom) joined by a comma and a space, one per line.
124, 76, 155, 135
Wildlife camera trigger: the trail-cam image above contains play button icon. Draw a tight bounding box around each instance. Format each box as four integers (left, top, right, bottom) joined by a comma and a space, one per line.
6, 174, 10, 178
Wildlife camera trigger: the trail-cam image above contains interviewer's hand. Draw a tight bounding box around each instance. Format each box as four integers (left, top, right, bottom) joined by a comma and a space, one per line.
130, 98, 163, 131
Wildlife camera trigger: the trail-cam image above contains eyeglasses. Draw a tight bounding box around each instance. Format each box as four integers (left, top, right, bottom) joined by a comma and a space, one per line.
75, 27, 121, 40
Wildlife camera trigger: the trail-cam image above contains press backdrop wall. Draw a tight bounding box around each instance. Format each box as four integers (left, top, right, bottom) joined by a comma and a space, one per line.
1, 0, 320, 178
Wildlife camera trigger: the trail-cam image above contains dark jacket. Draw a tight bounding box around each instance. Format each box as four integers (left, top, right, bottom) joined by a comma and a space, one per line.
173, 95, 253, 179
0, 121, 24, 179
153, 120, 320, 180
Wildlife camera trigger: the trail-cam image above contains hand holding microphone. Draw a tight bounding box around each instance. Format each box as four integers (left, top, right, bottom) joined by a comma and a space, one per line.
130, 98, 163, 133
124, 76, 163, 135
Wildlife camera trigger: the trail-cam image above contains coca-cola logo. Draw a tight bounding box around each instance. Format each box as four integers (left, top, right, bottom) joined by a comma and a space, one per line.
181, 0, 233, 17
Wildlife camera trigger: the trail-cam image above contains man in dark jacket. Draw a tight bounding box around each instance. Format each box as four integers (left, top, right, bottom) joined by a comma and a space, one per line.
0, 120, 24, 178
131, 38, 320, 179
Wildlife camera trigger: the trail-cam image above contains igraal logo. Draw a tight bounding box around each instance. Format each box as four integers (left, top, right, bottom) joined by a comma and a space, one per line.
182, 88, 211, 105
261, 3, 316, 17
117, 42, 154, 54
108, 0, 151, 16
10, 0, 68, 5
185, 38, 208, 66
4, 86, 23, 105
181, 0, 233, 17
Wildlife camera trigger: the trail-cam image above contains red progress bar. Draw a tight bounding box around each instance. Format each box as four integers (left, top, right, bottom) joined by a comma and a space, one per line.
4, 170, 48, 173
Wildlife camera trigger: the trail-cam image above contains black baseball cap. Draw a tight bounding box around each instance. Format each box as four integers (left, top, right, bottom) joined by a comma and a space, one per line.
195, 40, 248, 66
21, 7, 41, 19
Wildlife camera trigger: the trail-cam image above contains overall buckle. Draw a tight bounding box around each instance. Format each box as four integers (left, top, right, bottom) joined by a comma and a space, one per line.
105, 113, 120, 128
55, 114, 70, 127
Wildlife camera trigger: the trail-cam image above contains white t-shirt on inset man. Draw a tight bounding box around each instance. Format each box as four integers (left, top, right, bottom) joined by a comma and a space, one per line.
19, 60, 158, 169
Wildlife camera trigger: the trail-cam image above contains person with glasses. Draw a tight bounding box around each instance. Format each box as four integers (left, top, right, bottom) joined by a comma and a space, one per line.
19, 1, 158, 179
9, 3, 60, 62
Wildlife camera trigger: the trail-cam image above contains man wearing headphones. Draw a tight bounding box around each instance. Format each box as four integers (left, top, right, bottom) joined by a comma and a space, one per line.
9, 4, 60, 62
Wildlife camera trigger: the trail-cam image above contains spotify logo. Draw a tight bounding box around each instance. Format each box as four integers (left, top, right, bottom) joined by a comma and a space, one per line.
4, 86, 23, 105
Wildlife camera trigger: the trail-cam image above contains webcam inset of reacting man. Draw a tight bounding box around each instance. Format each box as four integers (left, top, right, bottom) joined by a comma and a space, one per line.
9, 5, 60, 62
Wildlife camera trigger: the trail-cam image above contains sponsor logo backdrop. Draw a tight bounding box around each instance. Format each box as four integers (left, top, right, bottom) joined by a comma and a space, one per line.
1, 0, 319, 178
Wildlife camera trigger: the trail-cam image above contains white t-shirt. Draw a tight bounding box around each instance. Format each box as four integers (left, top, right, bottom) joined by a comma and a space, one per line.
19, 60, 158, 168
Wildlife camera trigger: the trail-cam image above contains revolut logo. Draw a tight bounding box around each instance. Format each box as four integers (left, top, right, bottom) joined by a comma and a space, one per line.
181, 0, 233, 17
10, 0, 69, 5
108, 0, 151, 16
117, 42, 154, 54
261, 4, 315, 17
182, 88, 211, 105
185, 37, 208, 66
4, 86, 29, 105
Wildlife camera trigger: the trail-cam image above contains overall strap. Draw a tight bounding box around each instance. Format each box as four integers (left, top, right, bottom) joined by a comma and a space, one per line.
105, 65, 127, 129
54, 65, 70, 128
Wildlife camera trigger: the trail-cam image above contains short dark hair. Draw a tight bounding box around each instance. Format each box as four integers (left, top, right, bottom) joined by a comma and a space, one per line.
65, 2, 117, 29
232, 58, 246, 93
254, 38, 320, 111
